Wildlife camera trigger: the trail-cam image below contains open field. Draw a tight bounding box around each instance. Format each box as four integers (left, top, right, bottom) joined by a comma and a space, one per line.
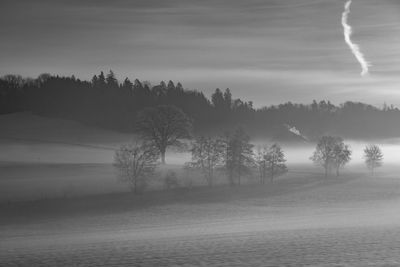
2, 173, 400, 266
2, 113, 400, 266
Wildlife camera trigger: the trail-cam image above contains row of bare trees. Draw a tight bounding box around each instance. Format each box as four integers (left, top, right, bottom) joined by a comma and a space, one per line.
114, 105, 288, 192
113, 109, 289, 192
310, 136, 384, 177
113, 105, 384, 193
114, 129, 288, 192
186, 128, 287, 187
310, 136, 352, 178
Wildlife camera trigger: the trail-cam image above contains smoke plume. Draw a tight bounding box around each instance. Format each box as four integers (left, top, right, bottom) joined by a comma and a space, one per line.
341, 0, 371, 76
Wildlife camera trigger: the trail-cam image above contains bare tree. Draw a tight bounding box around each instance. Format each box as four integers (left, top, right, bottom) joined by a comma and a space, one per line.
223, 127, 254, 186
113, 142, 159, 193
264, 143, 288, 183
332, 142, 351, 176
187, 136, 224, 187
311, 136, 350, 178
363, 144, 383, 175
254, 145, 268, 184
135, 105, 192, 164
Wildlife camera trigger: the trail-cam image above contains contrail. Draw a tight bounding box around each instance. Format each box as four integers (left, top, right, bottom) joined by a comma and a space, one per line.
341, 0, 371, 76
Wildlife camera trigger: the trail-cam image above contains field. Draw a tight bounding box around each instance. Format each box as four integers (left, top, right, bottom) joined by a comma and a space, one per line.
2, 113, 400, 266
2, 173, 400, 266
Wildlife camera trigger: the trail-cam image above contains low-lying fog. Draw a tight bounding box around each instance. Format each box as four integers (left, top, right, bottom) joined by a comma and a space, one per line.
1, 138, 400, 166
257, 138, 400, 166
1, 136, 400, 202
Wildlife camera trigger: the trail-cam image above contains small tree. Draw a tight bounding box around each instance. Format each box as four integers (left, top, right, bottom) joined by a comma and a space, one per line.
224, 127, 254, 186
135, 105, 192, 164
311, 136, 350, 178
363, 145, 383, 175
113, 142, 159, 193
106, 70, 118, 89
254, 146, 268, 184
187, 136, 224, 187
264, 143, 288, 183
332, 142, 351, 176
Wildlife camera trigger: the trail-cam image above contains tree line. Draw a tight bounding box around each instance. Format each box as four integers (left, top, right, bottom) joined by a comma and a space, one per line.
1, 71, 400, 139
114, 105, 384, 193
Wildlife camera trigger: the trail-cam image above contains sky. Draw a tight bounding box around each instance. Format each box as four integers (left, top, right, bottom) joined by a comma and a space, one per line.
0, 0, 400, 107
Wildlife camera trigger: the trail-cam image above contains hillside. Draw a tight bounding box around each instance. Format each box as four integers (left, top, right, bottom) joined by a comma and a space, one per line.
0, 112, 133, 147
2, 74, 400, 140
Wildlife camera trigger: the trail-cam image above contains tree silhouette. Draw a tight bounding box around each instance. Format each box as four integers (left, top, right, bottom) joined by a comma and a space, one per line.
223, 127, 254, 186
332, 141, 352, 176
254, 145, 268, 184
187, 136, 224, 187
363, 145, 383, 175
135, 105, 192, 164
264, 143, 288, 183
106, 70, 118, 89
113, 142, 159, 193
97, 71, 106, 89
211, 88, 224, 109
311, 136, 349, 178
2, 71, 400, 141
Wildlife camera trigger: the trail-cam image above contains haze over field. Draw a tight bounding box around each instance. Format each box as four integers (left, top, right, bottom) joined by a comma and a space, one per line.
1, 112, 400, 202
2, 0, 400, 266
3, 112, 400, 167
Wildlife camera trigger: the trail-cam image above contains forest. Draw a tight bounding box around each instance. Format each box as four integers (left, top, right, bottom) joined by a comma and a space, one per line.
1, 71, 400, 140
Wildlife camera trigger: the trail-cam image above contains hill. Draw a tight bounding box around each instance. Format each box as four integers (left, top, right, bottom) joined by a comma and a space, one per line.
2, 73, 400, 140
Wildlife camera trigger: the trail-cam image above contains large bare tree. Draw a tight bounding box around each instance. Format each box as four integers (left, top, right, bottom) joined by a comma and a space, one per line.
135, 105, 192, 164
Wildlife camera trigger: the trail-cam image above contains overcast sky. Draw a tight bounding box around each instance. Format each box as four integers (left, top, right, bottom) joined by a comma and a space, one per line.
1, 0, 399, 107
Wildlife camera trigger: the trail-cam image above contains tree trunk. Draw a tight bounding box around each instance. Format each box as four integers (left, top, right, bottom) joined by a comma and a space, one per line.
161, 150, 166, 164
324, 166, 328, 179
336, 166, 340, 177
229, 169, 235, 186
208, 170, 213, 187
263, 162, 266, 184
131, 180, 137, 194
270, 165, 274, 183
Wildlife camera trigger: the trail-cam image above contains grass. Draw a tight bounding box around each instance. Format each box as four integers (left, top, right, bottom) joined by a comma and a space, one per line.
2, 168, 399, 225
2, 163, 400, 266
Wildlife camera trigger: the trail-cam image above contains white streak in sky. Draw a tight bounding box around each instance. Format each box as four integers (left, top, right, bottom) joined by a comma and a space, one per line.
341, 0, 371, 76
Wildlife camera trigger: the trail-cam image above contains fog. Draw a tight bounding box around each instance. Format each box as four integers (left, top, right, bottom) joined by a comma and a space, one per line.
254, 138, 400, 166
3, 128, 400, 265
2, 139, 400, 166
